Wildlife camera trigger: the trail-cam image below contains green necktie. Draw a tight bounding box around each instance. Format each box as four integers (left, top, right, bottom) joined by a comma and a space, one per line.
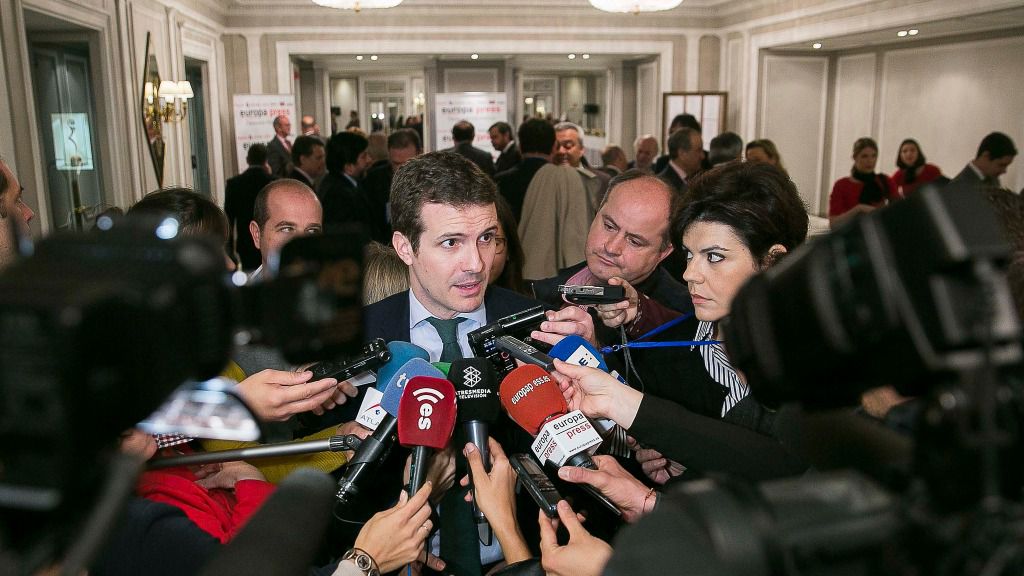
425, 317, 467, 363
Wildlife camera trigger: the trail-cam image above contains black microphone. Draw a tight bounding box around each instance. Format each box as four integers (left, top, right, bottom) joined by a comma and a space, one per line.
450, 357, 500, 545
198, 468, 334, 576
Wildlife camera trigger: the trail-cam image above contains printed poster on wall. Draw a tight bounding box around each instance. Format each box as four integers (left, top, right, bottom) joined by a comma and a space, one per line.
232, 94, 296, 169
433, 93, 507, 156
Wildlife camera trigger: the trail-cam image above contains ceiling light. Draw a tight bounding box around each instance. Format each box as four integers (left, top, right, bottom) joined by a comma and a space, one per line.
370, 55, 378, 61
312, 0, 404, 11
470, 53, 479, 60
588, 0, 683, 14
582, 53, 591, 59
355, 55, 364, 61
568, 53, 576, 60
908, 29, 919, 36
812, 42, 822, 49
897, 30, 908, 37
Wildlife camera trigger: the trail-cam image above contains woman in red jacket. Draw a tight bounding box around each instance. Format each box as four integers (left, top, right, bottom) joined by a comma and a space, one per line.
892, 138, 943, 196
828, 137, 899, 227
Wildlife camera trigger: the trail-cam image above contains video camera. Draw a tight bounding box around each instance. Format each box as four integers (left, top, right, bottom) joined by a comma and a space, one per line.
607, 184, 1024, 576
0, 217, 367, 575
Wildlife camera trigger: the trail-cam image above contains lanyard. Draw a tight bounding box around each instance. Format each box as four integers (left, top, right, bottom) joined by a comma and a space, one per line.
599, 312, 720, 354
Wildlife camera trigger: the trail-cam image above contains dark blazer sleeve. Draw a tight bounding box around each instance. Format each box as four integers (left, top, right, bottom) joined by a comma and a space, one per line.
629, 394, 806, 482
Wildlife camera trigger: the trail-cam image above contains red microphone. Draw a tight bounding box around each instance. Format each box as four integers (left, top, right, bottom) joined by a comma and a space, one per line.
398, 376, 457, 496
499, 365, 621, 516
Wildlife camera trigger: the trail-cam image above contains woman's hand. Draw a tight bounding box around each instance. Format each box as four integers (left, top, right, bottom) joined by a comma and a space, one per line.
628, 436, 684, 485
538, 502, 612, 576
335, 421, 372, 462
594, 277, 640, 329
556, 454, 653, 523
236, 369, 339, 422
459, 439, 532, 564
530, 306, 598, 349
551, 359, 643, 428
354, 482, 444, 574
194, 461, 265, 490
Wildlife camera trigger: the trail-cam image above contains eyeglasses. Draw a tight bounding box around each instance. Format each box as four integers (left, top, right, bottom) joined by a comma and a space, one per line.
495, 236, 507, 255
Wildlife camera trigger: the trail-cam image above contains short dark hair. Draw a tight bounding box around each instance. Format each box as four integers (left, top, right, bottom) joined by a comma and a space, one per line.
326, 131, 368, 173
272, 115, 288, 130
674, 161, 808, 265
246, 143, 268, 166
603, 170, 680, 249
291, 135, 324, 165
388, 128, 421, 152
252, 179, 317, 230
128, 187, 228, 242
669, 114, 702, 133
601, 145, 627, 167
895, 138, 926, 171
517, 119, 556, 155
667, 127, 699, 158
708, 132, 743, 166
493, 194, 527, 294
452, 121, 475, 143
390, 151, 497, 251
977, 132, 1018, 160
489, 122, 513, 137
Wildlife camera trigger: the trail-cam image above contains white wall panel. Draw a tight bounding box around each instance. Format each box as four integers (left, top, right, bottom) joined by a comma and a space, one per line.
761, 55, 828, 213
830, 53, 876, 194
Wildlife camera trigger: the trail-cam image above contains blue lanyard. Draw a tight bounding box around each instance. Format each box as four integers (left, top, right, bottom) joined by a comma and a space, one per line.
599, 312, 720, 354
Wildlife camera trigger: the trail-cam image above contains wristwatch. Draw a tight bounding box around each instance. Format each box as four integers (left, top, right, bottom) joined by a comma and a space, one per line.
342, 548, 380, 576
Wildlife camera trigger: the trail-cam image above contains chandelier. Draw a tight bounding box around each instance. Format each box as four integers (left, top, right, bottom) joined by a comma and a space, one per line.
312, 0, 404, 11
588, 0, 683, 14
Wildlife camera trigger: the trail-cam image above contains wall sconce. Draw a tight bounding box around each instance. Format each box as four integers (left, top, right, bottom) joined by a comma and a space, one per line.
155, 80, 194, 123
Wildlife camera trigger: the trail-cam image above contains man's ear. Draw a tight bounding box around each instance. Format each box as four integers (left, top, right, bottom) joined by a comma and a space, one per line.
249, 220, 261, 250
657, 239, 674, 263
393, 231, 415, 265
762, 244, 788, 268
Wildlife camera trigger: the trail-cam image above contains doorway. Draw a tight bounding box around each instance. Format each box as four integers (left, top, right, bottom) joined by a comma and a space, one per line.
185, 58, 211, 196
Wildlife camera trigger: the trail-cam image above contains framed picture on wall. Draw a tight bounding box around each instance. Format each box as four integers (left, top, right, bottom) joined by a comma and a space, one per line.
662, 91, 727, 150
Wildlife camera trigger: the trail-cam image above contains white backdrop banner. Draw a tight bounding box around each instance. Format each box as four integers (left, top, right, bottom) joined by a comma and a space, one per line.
232, 94, 296, 169
434, 92, 507, 155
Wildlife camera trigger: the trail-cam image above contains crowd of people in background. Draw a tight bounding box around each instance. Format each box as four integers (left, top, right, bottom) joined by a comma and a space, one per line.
0, 105, 1020, 576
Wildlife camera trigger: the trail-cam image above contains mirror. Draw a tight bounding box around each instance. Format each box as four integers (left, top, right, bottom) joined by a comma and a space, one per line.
141, 32, 164, 187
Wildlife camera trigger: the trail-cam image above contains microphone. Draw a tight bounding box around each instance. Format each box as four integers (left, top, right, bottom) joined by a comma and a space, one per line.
450, 357, 500, 544
499, 365, 621, 515
336, 357, 443, 509
199, 469, 335, 576
354, 342, 430, 431
397, 376, 457, 495
549, 336, 625, 441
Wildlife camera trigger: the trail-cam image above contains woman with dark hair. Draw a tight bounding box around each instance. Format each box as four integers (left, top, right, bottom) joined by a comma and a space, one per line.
744, 138, 786, 174
489, 195, 529, 295
828, 137, 899, 227
546, 161, 809, 483
892, 138, 943, 196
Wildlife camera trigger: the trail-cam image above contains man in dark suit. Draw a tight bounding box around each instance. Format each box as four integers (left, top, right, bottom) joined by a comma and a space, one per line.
320, 130, 378, 239
628, 134, 659, 173
494, 118, 555, 222
265, 115, 293, 178
366, 151, 540, 576
488, 121, 521, 174
598, 144, 628, 178
951, 131, 1017, 190
363, 128, 421, 243
224, 143, 273, 271
449, 120, 495, 177
286, 135, 326, 190
658, 127, 703, 196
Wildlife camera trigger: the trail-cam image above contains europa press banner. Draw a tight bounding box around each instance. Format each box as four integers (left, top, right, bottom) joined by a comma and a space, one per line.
232, 94, 296, 169
433, 92, 507, 156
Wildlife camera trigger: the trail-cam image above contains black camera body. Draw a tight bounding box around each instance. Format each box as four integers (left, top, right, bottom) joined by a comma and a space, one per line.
468, 305, 547, 379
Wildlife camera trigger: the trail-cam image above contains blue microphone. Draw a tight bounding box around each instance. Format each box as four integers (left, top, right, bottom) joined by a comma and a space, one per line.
376, 342, 430, 390
549, 335, 610, 371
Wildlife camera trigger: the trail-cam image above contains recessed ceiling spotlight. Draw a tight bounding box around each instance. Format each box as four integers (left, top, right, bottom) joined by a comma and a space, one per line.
370, 55, 378, 60
356, 55, 364, 60
470, 53, 479, 60
568, 53, 576, 60
897, 30, 908, 37
582, 53, 591, 59
908, 29, 919, 36
812, 42, 822, 49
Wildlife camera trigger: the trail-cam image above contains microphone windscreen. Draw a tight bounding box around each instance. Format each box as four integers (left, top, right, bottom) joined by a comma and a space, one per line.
380, 358, 444, 416
498, 365, 567, 435
549, 335, 608, 371
198, 469, 334, 576
375, 342, 430, 391
432, 361, 451, 375
449, 357, 500, 424
397, 376, 457, 449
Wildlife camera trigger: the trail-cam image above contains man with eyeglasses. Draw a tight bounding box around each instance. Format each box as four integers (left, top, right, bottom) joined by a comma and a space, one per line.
0, 157, 35, 271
